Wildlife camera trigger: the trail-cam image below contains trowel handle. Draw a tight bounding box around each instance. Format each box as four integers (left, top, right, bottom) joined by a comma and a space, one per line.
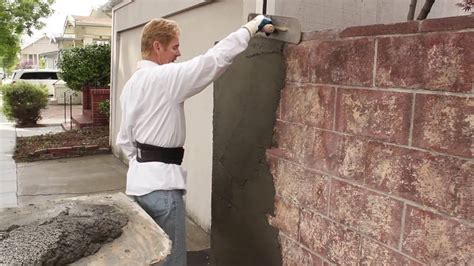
262, 24, 288, 34
262, 24, 275, 33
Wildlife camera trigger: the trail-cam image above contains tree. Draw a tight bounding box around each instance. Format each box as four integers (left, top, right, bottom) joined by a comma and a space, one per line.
408, 0, 473, 21
0, 42, 19, 74
0, 0, 55, 70
58, 44, 111, 91
456, 0, 473, 11
100, 0, 123, 13
407, 0, 436, 20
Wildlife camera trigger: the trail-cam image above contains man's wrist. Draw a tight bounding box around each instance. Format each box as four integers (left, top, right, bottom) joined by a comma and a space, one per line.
242, 23, 257, 37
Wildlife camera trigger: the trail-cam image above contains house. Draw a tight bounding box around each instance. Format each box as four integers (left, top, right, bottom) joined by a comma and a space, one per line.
109, 0, 466, 263
19, 9, 112, 70
62, 11, 112, 46
20, 35, 59, 69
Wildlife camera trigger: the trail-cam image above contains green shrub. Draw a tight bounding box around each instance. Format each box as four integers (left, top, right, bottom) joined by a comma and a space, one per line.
99, 99, 110, 118
0, 81, 48, 125
58, 44, 111, 91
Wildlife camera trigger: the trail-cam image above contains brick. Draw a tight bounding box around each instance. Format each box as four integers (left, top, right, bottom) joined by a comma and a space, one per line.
300, 210, 360, 264
340, 21, 418, 38
273, 121, 314, 165
268, 196, 300, 239
310, 38, 374, 86
420, 15, 474, 32
301, 29, 341, 41
50, 147, 73, 152
285, 42, 312, 82
82, 88, 91, 109
280, 84, 335, 128
329, 179, 403, 248
402, 206, 474, 264
413, 94, 473, 158
40, 154, 54, 160
376, 32, 474, 92
360, 238, 423, 265
305, 130, 368, 182
34, 148, 48, 155
336, 88, 412, 145
67, 151, 82, 157
279, 233, 323, 266
275, 160, 329, 214
97, 147, 111, 154
84, 144, 99, 151
47, 147, 73, 154
365, 142, 473, 220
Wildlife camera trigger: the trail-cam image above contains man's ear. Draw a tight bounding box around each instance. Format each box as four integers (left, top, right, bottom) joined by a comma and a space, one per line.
152, 41, 161, 53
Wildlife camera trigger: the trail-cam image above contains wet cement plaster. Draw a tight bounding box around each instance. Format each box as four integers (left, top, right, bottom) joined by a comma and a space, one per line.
212, 37, 285, 265
0, 204, 128, 265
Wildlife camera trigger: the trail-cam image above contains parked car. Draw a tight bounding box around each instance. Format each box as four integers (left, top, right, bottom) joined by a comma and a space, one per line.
10, 69, 60, 97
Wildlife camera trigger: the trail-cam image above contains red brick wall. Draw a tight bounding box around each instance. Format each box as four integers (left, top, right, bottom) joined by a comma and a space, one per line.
266, 15, 473, 265
91, 88, 110, 126
82, 87, 91, 110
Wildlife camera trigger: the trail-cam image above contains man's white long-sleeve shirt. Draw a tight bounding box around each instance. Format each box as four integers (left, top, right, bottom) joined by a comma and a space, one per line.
117, 28, 251, 196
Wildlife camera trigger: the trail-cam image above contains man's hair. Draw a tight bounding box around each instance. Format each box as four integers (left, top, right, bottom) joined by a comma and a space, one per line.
141, 18, 180, 58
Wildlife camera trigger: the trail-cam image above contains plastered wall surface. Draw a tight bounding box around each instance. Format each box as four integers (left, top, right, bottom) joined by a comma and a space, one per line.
212, 37, 285, 266
266, 15, 473, 264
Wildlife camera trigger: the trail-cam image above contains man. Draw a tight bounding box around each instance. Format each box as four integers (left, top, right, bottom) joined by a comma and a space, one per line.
116, 15, 272, 266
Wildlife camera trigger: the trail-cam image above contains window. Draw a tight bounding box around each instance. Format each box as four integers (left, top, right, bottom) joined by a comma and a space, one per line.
94, 40, 110, 45
19, 72, 58, 80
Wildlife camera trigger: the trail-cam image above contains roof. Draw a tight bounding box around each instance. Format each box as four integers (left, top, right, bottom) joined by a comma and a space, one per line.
21, 36, 50, 50
67, 15, 112, 27
21, 35, 59, 53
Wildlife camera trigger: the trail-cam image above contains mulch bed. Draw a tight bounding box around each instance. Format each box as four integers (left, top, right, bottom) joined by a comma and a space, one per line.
14, 126, 110, 163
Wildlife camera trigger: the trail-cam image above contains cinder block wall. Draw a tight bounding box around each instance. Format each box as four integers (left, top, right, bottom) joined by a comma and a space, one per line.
266, 15, 473, 264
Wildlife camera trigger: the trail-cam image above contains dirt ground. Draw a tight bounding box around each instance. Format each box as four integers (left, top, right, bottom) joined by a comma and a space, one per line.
14, 126, 109, 162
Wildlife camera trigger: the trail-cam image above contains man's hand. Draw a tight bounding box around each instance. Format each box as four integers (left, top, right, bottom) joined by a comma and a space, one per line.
242, 15, 273, 37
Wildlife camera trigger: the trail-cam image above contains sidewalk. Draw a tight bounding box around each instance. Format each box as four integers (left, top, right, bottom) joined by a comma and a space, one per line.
16, 154, 127, 205
0, 110, 17, 208
39, 104, 82, 125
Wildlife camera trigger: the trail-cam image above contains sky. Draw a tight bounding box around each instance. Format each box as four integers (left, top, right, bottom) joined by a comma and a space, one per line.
22, 0, 109, 47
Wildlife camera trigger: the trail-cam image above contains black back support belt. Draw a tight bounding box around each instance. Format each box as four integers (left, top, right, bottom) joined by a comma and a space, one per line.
136, 141, 184, 165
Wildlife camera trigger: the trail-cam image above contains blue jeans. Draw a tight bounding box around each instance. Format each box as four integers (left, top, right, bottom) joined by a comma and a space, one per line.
135, 190, 186, 266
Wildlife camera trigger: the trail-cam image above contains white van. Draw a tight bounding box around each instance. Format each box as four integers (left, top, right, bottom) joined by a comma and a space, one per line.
11, 69, 60, 97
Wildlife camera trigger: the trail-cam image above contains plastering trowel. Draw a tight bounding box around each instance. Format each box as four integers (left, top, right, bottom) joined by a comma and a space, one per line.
248, 13, 302, 44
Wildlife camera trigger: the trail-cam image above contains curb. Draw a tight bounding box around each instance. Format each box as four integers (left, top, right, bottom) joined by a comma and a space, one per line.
27, 145, 111, 161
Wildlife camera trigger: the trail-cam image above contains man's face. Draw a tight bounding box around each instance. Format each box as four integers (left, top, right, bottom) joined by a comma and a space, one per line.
155, 36, 181, 65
